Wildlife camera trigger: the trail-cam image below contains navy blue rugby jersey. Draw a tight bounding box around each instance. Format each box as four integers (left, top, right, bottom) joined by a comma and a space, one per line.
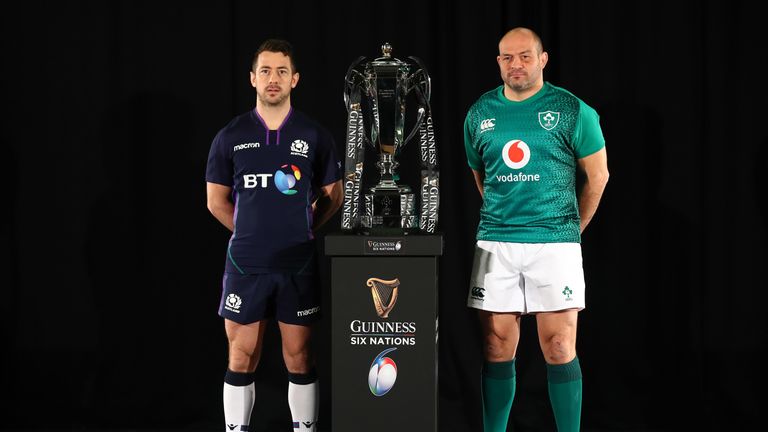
206, 107, 342, 274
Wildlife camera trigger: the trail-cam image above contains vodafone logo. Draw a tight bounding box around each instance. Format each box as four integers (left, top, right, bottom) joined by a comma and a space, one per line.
501, 140, 530, 169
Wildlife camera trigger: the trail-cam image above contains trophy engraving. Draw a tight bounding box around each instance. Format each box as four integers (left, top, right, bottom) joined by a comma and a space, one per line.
366, 277, 400, 318
341, 43, 439, 235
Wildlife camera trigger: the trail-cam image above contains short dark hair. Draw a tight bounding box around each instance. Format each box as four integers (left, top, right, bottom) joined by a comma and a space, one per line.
252, 39, 298, 73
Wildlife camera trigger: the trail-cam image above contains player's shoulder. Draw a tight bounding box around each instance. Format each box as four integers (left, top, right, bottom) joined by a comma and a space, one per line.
216, 110, 256, 136
469, 86, 502, 111
288, 108, 323, 129
544, 82, 596, 113
465, 86, 502, 126
288, 109, 334, 141
209, 111, 254, 150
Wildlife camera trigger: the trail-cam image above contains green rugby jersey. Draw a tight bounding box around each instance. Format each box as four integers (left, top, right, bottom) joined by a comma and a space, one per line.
464, 82, 605, 243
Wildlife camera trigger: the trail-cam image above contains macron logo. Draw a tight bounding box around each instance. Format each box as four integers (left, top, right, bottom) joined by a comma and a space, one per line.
297, 306, 320, 317
480, 118, 496, 133
234, 142, 260, 152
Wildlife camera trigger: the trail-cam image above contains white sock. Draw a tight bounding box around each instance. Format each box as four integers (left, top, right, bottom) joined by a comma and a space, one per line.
223, 372, 255, 432
288, 379, 319, 431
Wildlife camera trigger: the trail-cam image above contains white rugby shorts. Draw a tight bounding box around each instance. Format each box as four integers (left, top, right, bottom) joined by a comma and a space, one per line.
467, 240, 585, 314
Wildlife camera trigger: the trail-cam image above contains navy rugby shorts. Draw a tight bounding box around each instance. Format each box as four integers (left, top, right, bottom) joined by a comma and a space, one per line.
219, 272, 320, 325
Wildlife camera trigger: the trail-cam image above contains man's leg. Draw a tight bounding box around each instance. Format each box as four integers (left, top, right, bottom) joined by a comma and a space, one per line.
224, 319, 268, 432
279, 322, 318, 432
479, 310, 521, 432
537, 310, 581, 432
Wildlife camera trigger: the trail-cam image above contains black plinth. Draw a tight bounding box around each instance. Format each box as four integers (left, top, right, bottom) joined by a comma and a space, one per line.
325, 233, 443, 432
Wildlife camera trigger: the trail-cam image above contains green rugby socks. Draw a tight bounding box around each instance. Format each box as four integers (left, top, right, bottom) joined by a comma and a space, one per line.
546, 356, 582, 432
481, 358, 516, 432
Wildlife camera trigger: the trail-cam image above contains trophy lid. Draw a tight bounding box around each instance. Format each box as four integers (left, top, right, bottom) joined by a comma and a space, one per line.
371, 42, 407, 68
381, 43, 392, 58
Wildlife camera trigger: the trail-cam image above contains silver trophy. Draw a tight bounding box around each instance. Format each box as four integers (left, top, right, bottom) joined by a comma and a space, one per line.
341, 43, 439, 235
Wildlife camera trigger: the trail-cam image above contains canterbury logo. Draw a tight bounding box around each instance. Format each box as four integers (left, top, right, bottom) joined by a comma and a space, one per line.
303, 421, 317, 428
480, 118, 496, 131
226, 424, 237, 431
471, 286, 485, 299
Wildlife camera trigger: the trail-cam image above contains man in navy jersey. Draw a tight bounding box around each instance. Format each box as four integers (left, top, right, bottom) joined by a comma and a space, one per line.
206, 39, 342, 432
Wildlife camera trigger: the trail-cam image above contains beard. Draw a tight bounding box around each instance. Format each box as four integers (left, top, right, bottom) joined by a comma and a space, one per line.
257, 88, 290, 107
504, 75, 534, 92
502, 67, 542, 93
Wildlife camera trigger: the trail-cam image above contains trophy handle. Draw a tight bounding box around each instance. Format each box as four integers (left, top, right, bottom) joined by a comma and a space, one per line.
403, 56, 432, 147
343, 56, 367, 110
344, 56, 377, 148
408, 56, 432, 102
403, 107, 425, 147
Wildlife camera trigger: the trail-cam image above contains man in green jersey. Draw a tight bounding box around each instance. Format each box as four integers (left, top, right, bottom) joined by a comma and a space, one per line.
464, 27, 609, 432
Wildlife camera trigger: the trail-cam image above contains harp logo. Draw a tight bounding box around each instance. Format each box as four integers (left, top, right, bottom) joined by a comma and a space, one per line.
367, 277, 400, 318
368, 347, 398, 396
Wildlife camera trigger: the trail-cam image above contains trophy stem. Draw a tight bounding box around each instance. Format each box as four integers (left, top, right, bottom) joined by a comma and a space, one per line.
376, 153, 399, 188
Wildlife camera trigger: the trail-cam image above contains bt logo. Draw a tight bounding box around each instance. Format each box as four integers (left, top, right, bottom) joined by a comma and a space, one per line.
243, 173, 272, 188
243, 164, 302, 195
501, 139, 531, 169
274, 164, 302, 195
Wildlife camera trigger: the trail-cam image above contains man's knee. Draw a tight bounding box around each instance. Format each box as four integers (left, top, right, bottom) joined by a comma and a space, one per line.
542, 333, 575, 364
228, 344, 259, 372
483, 330, 517, 361
283, 348, 312, 374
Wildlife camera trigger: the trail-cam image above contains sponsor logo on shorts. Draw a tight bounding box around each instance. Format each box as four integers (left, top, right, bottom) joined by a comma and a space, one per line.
297, 306, 320, 317
224, 294, 242, 313
226, 423, 238, 430
470, 286, 485, 301
562, 286, 573, 301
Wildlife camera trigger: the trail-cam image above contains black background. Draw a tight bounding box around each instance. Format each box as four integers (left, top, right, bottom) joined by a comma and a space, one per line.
2, 1, 766, 431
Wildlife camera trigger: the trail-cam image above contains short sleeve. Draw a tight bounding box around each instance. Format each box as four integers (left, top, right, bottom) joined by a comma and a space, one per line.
571, 100, 606, 159
464, 110, 483, 170
314, 127, 342, 186
205, 130, 234, 186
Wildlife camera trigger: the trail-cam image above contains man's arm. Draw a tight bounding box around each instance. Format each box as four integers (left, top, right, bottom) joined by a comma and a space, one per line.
576, 147, 609, 233
206, 182, 234, 232
471, 169, 485, 199
313, 180, 343, 231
